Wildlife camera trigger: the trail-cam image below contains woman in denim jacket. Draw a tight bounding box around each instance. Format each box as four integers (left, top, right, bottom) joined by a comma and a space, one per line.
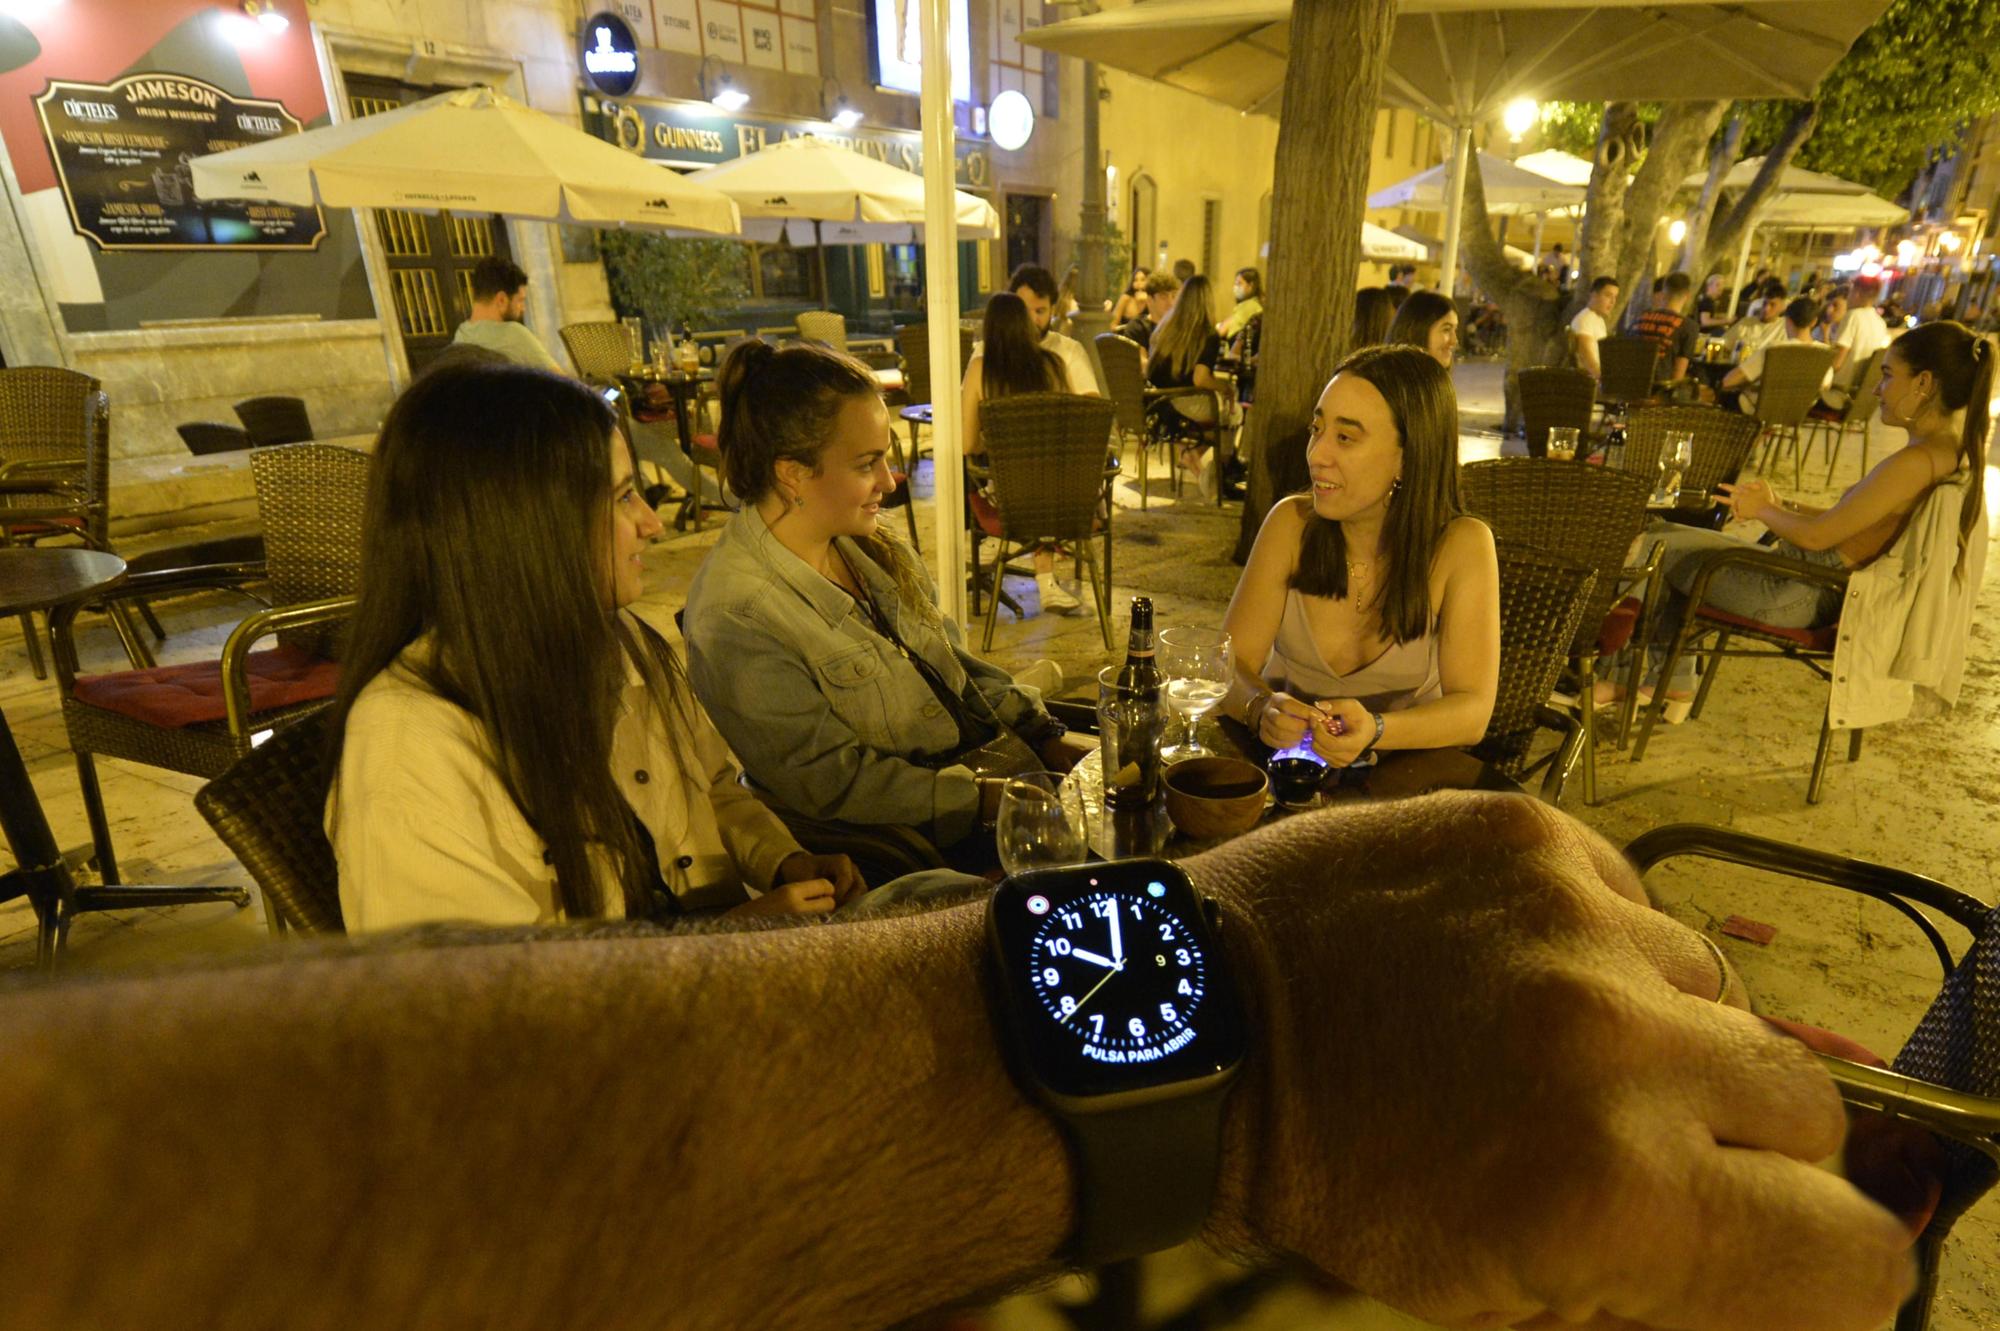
683, 342, 1090, 858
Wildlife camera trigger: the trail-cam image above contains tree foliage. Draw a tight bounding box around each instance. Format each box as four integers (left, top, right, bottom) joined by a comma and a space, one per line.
596, 233, 752, 334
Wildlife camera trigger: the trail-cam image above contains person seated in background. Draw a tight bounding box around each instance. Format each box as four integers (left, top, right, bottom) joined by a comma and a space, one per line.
327, 363, 857, 933
1116, 271, 1179, 350
1145, 274, 1227, 481
450, 256, 566, 376
1695, 273, 1730, 332
1218, 266, 1264, 342
1172, 257, 1198, 284
1349, 286, 1397, 356
1737, 264, 1772, 312
998, 263, 1098, 395
1053, 264, 1082, 335
1823, 275, 1893, 412
1568, 275, 1621, 381
1385, 290, 1460, 370
1221, 345, 1499, 765
1609, 320, 1989, 722
683, 342, 1088, 869
1631, 270, 1700, 385
1385, 262, 1417, 299
960, 293, 1084, 617
1720, 296, 1830, 414
1721, 277, 1792, 359
1107, 266, 1150, 324
1815, 287, 1850, 345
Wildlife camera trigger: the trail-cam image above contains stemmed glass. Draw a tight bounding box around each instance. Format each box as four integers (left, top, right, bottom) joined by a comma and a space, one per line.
1158, 626, 1233, 763
1653, 431, 1694, 505
996, 771, 1088, 876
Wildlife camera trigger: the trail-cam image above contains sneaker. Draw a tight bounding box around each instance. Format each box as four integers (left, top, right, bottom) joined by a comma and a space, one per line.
1197, 454, 1220, 501
1037, 573, 1082, 615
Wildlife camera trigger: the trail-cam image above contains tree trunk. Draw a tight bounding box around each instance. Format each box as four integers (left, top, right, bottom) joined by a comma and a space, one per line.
1701, 102, 1819, 277
1232, 0, 1396, 563
1678, 114, 1744, 275
1608, 100, 1730, 313
1457, 153, 1565, 431
1576, 104, 1640, 322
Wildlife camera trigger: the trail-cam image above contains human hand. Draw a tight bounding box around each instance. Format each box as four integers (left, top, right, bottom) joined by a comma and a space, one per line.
1309, 698, 1374, 766
1038, 732, 1095, 774
728, 878, 836, 919
1254, 692, 1319, 749
1718, 478, 1778, 522
1194, 794, 1913, 1330
777, 851, 867, 906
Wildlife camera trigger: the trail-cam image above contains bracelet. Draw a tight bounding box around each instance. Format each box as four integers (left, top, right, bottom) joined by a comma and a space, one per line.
1247, 692, 1273, 732
1355, 709, 1386, 756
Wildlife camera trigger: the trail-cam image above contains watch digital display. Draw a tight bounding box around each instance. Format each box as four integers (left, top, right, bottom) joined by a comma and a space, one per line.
988, 859, 1247, 1103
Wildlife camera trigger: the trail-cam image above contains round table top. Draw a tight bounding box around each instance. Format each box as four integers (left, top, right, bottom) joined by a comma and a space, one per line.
899, 403, 933, 425
0, 548, 126, 616
621, 365, 714, 385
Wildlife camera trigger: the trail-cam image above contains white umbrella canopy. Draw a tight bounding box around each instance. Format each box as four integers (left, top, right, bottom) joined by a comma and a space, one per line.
688, 136, 999, 239
1370, 151, 1584, 216
189, 86, 741, 234
1363, 222, 1427, 261
1679, 155, 1908, 226
1513, 149, 1596, 188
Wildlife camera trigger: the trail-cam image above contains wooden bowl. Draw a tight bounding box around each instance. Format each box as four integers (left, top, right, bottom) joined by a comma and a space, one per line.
1164, 757, 1269, 841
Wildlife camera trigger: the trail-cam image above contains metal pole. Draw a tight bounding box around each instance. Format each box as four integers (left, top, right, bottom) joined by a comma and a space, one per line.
1532, 212, 1547, 269
816, 220, 831, 312
919, 0, 967, 624
1437, 121, 1471, 301
1077, 60, 1106, 308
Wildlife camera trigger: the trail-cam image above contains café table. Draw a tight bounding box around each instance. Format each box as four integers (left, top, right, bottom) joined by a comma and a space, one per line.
620, 364, 720, 530
1061, 717, 1523, 861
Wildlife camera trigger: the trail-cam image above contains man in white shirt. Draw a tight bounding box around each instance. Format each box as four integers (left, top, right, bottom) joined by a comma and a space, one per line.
1567, 276, 1620, 380
1721, 280, 1790, 360
1004, 263, 1101, 394
1821, 275, 1891, 410
450, 257, 566, 375
1722, 297, 1830, 415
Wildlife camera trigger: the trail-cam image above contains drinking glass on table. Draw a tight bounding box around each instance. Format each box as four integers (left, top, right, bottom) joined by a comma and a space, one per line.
996, 771, 1088, 876
1546, 426, 1580, 462
1652, 431, 1694, 505
1158, 626, 1232, 763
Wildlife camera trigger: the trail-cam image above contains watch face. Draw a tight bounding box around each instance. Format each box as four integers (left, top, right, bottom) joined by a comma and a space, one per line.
989, 859, 1247, 1101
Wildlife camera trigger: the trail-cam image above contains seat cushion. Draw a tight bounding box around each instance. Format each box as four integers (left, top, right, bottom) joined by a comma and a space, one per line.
1597, 596, 1642, 656
1696, 605, 1838, 652
73, 643, 339, 729
1806, 403, 1844, 422
970, 489, 1004, 538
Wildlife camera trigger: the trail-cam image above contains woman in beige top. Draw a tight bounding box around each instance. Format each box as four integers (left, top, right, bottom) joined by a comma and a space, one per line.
326, 364, 857, 932
1222, 345, 1500, 766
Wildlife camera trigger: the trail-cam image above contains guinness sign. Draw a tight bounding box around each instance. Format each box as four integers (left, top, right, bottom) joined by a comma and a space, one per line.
580, 13, 641, 98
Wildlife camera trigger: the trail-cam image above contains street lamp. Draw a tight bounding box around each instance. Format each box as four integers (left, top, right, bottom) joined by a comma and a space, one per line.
1502, 97, 1538, 143
1667, 219, 1687, 246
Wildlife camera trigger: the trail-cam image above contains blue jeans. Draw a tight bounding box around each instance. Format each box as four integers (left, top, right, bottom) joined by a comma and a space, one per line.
1641, 521, 1845, 689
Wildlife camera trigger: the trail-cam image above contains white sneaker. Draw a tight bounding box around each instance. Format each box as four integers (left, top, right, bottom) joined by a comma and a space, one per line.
1037, 573, 1082, 615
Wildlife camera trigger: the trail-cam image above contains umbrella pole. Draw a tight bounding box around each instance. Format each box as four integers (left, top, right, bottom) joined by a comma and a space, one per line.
817, 220, 831, 311
918, 0, 967, 625
1532, 214, 1546, 269
1437, 122, 1472, 302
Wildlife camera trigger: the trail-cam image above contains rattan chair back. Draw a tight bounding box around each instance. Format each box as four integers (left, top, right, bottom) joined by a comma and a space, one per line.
978, 393, 1118, 542
194, 713, 342, 934
0, 369, 106, 533
1597, 337, 1660, 405
250, 443, 369, 657
1092, 333, 1151, 437
1461, 459, 1649, 658
1478, 538, 1597, 774
559, 322, 634, 382
232, 396, 314, 447
896, 324, 974, 404
795, 310, 848, 351
1752, 343, 1836, 426
1621, 404, 1760, 494
1516, 368, 1597, 458
177, 421, 252, 455
1842, 347, 1888, 423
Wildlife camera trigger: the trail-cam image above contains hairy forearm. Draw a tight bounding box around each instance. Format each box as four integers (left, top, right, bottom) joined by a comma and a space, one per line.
0, 911, 1086, 1330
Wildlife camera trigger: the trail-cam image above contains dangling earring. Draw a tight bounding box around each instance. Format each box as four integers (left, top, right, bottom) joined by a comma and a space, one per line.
791, 492, 806, 508
1390, 476, 1403, 496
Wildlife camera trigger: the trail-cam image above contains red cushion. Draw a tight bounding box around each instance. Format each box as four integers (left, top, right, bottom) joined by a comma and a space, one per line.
73, 643, 339, 728
692, 434, 720, 459
4, 517, 87, 538
1695, 605, 1838, 651
970, 489, 1004, 538
1597, 597, 1642, 655
1806, 403, 1844, 422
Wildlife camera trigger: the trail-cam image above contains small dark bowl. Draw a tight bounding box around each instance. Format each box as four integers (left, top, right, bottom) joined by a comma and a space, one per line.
1164, 757, 1269, 840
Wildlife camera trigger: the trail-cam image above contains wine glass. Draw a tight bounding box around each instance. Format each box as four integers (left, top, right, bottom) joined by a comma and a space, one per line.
996, 771, 1088, 876
1158, 626, 1233, 763
1653, 431, 1694, 505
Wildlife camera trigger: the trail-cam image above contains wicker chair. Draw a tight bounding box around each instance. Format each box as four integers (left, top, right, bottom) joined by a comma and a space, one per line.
971, 393, 1119, 650
1472, 539, 1597, 783
1094, 332, 1175, 508
50, 443, 368, 882
192, 712, 341, 936
1747, 342, 1837, 487
1460, 462, 1653, 803
1515, 367, 1597, 459
175, 421, 252, 455
894, 323, 975, 460
559, 321, 635, 382
795, 310, 849, 352
1626, 824, 2000, 1331
1596, 337, 1661, 409
232, 396, 314, 447
1805, 347, 1888, 486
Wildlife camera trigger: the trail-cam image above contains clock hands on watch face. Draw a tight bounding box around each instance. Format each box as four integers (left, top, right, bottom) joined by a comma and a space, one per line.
1062, 960, 1122, 1026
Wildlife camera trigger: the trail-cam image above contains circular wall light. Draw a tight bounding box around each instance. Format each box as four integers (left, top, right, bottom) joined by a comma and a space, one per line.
989, 89, 1035, 151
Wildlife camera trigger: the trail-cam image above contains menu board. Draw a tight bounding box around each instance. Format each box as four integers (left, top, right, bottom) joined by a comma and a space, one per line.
34, 73, 326, 251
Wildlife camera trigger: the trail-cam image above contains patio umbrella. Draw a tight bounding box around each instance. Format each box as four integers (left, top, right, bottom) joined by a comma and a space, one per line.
1678, 157, 1909, 314
1363, 222, 1427, 262
1025, 0, 1888, 296
1370, 151, 1583, 216
188, 86, 741, 234
688, 136, 1001, 308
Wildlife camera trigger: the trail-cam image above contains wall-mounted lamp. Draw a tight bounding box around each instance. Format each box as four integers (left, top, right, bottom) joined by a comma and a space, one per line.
820, 78, 863, 129
702, 56, 748, 112
243, 0, 288, 33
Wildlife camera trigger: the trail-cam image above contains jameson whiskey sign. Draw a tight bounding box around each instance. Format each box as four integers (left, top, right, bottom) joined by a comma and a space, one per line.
34, 74, 325, 251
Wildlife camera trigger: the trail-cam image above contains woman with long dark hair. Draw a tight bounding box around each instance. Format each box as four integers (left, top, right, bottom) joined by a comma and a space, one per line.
1350, 287, 1397, 355
683, 342, 1088, 864
1146, 273, 1226, 480
1386, 290, 1461, 369
1108, 266, 1150, 324
327, 364, 855, 931
962, 292, 1079, 614
1220, 345, 1499, 763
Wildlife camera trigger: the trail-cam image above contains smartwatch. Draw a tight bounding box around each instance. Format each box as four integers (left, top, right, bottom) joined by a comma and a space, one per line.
985, 858, 1249, 1265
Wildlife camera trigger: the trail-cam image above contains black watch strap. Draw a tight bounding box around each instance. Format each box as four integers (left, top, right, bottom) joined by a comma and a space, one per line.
1062, 1082, 1233, 1265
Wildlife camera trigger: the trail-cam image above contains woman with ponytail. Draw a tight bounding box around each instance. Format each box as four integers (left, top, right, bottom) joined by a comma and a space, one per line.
1615, 320, 1992, 721
682, 341, 1088, 863
328, 363, 855, 931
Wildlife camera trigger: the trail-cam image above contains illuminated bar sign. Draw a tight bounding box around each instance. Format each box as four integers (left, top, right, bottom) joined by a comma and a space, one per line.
34, 74, 325, 251
581, 12, 642, 97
